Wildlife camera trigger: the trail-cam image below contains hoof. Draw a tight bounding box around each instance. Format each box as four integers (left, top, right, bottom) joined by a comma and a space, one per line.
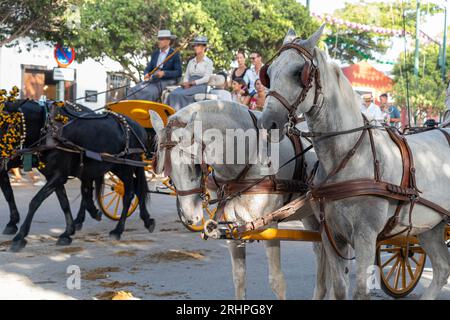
10, 239, 27, 252
90, 210, 102, 222
56, 236, 73, 246
3, 224, 18, 235
109, 231, 121, 241
145, 218, 156, 233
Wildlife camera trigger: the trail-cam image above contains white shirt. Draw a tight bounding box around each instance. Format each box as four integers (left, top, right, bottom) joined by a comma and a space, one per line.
360, 103, 384, 122
183, 56, 214, 85
247, 64, 263, 94
156, 48, 169, 67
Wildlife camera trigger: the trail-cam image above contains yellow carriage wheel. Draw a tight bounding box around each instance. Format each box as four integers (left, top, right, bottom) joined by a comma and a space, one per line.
98, 172, 139, 221
376, 243, 426, 299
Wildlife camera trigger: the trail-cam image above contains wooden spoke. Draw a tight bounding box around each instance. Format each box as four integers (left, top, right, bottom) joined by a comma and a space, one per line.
114, 195, 120, 217
406, 258, 414, 280
105, 194, 119, 209
410, 255, 420, 266
394, 258, 402, 289
386, 256, 401, 281
401, 257, 407, 289
381, 252, 399, 269
102, 191, 115, 198
376, 242, 427, 298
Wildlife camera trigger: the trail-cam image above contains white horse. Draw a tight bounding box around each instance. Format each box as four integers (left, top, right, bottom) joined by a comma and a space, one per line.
260, 26, 450, 299
150, 100, 335, 299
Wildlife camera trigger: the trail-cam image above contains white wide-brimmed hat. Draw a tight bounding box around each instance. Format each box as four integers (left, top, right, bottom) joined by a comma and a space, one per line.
157, 30, 176, 39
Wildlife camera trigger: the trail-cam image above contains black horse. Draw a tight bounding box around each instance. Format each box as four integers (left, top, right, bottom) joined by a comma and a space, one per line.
0, 100, 103, 236
2, 100, 154, 252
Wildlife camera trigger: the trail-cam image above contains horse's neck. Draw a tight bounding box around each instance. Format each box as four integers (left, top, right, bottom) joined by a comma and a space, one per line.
196, 110, 259, 180
306, 57, 367, 177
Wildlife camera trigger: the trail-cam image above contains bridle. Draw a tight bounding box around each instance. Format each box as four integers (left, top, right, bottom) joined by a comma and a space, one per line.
153, 119, 209, 198
260, 41, 324, 132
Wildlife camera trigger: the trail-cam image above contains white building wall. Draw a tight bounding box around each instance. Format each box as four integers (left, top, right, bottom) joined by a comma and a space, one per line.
0, 38, 127, 109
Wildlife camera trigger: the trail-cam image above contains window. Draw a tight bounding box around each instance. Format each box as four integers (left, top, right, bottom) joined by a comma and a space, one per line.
106, 72, 130, 103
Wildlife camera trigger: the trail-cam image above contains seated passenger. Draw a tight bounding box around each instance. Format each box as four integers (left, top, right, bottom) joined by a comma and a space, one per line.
167, 36, 213, 110
127, 30, 182, 102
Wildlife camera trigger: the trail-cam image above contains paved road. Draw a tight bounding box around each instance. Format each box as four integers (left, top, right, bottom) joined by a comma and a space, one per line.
0, 180, 449, 300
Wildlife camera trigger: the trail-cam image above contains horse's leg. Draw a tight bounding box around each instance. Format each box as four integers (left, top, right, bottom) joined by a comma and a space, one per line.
302, 214, 328, 300
418, 222, 450, 300
73, 178, 102, 231
10, 176, 60, 252
227, 240, 246, 300
352, 229, 379, 300
0, 169, 20, 235
134, 167, 155, 232
264, 239, 286, 300
109, 173, 134, 240
320, 229, 350, 300
54, 185, 75, 246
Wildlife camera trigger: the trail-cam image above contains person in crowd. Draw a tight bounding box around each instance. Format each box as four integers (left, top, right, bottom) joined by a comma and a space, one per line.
247, 51, 264, 95
249, 79, 266, 111
379, 93, 401, 127
231, 50, 251, 89
127, 30, 182, 102
231, 77, 251, 106
360, 93, 383, 122
210, 71, 232, 102
167, 36, 213, 110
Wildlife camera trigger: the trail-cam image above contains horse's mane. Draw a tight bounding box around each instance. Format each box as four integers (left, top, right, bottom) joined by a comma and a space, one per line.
313, 48, 361, 110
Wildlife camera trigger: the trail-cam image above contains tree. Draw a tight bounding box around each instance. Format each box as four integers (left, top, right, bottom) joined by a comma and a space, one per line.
0, 0, 78, 47
49, 0, 316, 81
326, 0, 442, 64
201, 0, 318, 67
392, 44, 448, 123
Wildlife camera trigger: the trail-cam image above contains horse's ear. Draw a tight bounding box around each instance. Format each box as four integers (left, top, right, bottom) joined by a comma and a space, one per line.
149, 110, 164, 135
283, 29, 297, 44
306, 24, 325, 48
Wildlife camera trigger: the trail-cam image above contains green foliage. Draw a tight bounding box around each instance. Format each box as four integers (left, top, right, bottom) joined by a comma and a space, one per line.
42, 0, 316, 81
0, 0, 79, 47
327, 0, 442, 64
392, 45, 447, 114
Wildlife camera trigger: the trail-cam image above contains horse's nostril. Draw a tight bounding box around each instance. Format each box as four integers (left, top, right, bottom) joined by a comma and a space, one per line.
270, 122, 278, 130
186, 220, 194, 225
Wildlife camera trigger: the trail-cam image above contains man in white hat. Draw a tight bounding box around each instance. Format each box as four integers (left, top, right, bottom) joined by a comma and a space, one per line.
127, 30, 182, 102
360, 93, 384, 123
167, 36, 214, 110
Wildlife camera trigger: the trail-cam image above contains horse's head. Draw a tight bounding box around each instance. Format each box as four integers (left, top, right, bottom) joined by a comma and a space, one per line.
259, 25, 325, 135
150, 110, 205, 226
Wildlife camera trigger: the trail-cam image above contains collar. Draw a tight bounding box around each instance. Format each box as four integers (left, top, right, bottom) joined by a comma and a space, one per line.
160, 47, 170, 54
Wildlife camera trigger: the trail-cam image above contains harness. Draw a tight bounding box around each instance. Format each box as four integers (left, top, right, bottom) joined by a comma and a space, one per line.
13, 101, 149, 170
155, 110, 311, 232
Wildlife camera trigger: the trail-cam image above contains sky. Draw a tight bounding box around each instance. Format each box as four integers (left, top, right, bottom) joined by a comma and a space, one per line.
299, 0, 449, 72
